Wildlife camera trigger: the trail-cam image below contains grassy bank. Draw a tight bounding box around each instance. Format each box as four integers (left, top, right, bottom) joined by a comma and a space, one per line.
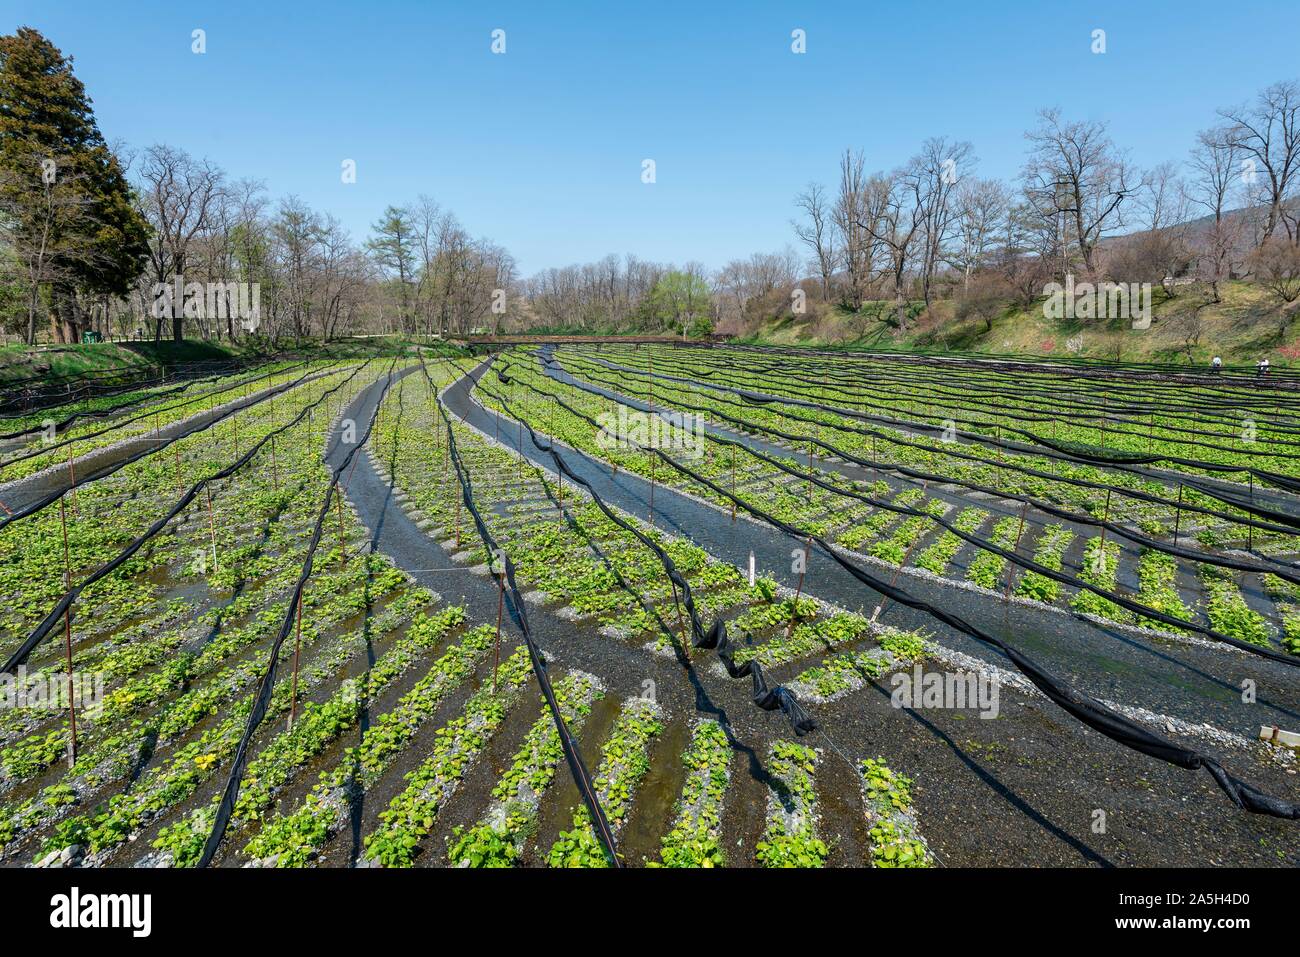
0, 335, 434, 387
0, 340, 246, 386
740, 280, 1300, 370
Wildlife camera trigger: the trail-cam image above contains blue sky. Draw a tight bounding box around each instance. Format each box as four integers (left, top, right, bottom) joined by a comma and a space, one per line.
5, 0, 1298, 275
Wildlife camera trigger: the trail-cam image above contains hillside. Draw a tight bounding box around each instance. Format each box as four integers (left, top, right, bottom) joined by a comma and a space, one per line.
743, 280, 1300, 369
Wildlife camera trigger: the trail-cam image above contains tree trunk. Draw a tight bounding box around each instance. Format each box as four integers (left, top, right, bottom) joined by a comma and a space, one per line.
51, 286, 82, 344
25, 287, 39, 345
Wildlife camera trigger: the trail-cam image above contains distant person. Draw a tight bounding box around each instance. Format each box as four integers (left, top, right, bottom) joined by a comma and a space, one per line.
1257, 357, 1270, 378
1211, 355, 1222, 375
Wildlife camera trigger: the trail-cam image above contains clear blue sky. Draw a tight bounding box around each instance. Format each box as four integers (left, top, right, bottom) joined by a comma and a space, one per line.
5, 0, 1298, 275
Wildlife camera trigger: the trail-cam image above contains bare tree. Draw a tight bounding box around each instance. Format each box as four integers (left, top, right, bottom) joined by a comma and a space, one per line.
1219, 80, 1300, 243
1128, 161, 1193, 295
1248, 236, 1300, 309
271, 195, 323, 340
314, 215, 367, 339
226, 178, 270, 338
833, 150, 873, 311
137, 144, 224, 340
946, 178, 1008, 290
911, 137, 974, 304
1023, 109, 1136, 275
955, 270, 1011, 332
792, 182, 837, 301
856, 170, 923, 327
1186, 128, 1243, 302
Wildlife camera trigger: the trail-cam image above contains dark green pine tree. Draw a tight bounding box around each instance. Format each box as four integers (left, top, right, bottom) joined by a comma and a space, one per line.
0, 26, 148, 343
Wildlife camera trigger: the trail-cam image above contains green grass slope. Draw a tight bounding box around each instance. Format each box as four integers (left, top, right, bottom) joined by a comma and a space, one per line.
742, 281, 1300, 369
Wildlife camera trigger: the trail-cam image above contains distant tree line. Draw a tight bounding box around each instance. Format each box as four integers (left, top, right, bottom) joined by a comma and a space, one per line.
1, 25, 1296, 346
505, 77, 1300, 339
0, 27, 515, 345
784, 81, 1300, 337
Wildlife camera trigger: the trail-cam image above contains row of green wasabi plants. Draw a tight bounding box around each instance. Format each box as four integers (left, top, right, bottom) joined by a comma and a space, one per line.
0, 371, 391, 850
755, 740, 826, 868
545, 695, 663, 867
1071, 537, 1132, 623
1134, 549, 1194, 630
0, 363, 368, 647
575, 345, 1296, 496
1262, 575, 1300, 655
447, 671, 604, 867
859, 758, 932, 868
558, 345, 1293, 569
789, 628, 929, 703
151, 602, 467, 866
28, 557, 420, 863
520, 354, 1247, 645
0, 360, 314, 482
653, 719, 731, 867
915, 506, 989, 576
242, 623, 502, 867
1014, 524, 1074, 603
370, 375, 769, 655
361, 645, 535, 867
1200, 565, 1272, 648
0, 402, 347, 786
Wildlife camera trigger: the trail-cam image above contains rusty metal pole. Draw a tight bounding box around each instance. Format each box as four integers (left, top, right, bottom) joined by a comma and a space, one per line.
67, 446, 79, 514
58, 498, 78, 768
270, 436, 279, 491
